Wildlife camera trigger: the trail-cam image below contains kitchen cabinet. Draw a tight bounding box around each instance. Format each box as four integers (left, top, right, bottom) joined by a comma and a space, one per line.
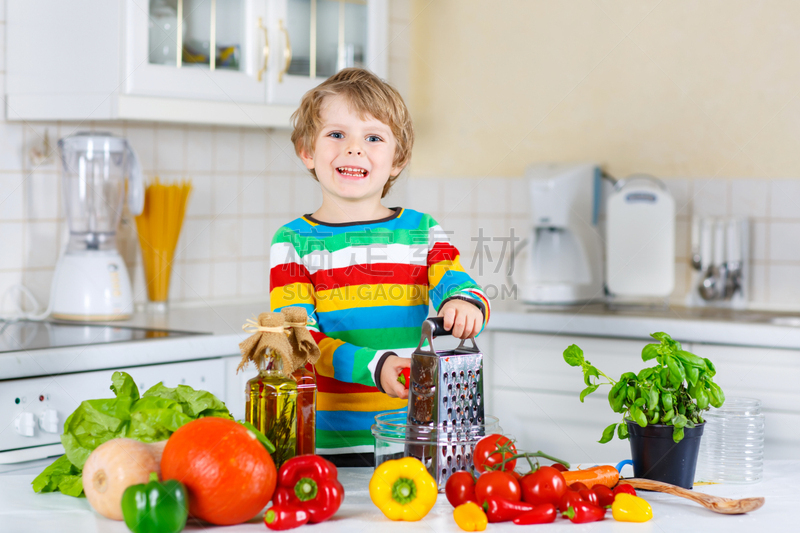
5, 0, 388, 127
484, 331, 800, 462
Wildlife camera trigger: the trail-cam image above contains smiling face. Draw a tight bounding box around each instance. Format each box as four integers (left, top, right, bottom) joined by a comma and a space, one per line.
300, 95, 405, 211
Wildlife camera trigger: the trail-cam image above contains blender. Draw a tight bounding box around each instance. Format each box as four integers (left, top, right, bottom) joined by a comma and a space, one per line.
51, 133, 144, 321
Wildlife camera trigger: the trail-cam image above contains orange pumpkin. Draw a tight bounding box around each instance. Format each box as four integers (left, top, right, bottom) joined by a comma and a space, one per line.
161, 417, 277, 526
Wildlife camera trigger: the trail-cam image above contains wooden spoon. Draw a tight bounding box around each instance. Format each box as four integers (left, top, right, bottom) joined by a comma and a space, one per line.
624, 478, 765, 514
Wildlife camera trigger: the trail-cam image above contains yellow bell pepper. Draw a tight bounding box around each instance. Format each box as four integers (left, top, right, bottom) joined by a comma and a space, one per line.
453, 502, 488, 531
369, 457, 438, 521
612, 493, 653, 522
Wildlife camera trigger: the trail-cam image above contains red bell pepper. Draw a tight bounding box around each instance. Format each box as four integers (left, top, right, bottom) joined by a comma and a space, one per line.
273, 455, 345, 523
512, 504, 557, 525
613, 483, 637, 497
591, 484, 615, 507
562, 501, 606, 524
484, 496, 537, 523
264, 505, 309, 530
398, 367, 411, 389
568, 482, 589, 492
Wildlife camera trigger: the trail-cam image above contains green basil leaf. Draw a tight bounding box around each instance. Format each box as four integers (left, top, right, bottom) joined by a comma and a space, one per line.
641, 344, 660, 361
666, 356, 686, 388
648, 388, 659, 412
675, 350, 706, 368
580, 384, 599, 402
695, 387, 710, 410
627, 386, 636, 403
686, 366, 700, 387
661, 408, 675, 424
563, 344, 585, 367
650, 332, 672, 343
673, 426, 685, 443
633, 397, 646, 409
673, 414, 688, 429
662, 392, 674, 411
599, 423, 617, 443
704, 358, 717, 377
620, 372, 637, 382
617, 421, 630, 439
709, 382, 726, 408
632, 407, 648, 427
583, 365, 600, 386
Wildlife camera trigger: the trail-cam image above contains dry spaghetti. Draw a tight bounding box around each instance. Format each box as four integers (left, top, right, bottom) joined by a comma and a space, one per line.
135, 177, 192, 302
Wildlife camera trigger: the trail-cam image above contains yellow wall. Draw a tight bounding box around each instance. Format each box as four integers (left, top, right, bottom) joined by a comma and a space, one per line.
408, 0, 800, 178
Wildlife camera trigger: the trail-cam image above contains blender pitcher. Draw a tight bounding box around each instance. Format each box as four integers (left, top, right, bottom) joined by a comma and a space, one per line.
51, 133, 144, 321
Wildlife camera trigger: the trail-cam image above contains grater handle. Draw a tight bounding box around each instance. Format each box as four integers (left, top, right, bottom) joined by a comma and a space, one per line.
425, 317, 452, 338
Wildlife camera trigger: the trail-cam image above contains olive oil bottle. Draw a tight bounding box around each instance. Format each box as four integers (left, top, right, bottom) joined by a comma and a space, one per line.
246, 352, 298, 467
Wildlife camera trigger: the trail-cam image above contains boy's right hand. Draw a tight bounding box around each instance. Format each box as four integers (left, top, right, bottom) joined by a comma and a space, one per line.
380, 355, 411, 400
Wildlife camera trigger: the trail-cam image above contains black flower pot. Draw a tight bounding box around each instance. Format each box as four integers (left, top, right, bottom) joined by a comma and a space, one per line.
626, 421, 704, 489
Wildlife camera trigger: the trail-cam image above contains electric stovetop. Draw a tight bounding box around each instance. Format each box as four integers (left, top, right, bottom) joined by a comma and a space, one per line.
0, 319, 203, 354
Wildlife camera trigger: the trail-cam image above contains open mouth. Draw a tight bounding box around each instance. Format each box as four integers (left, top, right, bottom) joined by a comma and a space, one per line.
337, 167, 369, 178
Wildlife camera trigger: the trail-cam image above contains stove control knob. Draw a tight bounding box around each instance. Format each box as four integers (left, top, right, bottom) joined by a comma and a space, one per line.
39, 409, 59, 433
14, 412, 35, 437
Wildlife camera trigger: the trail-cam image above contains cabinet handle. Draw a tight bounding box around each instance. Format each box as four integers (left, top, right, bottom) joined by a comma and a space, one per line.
279, 19, 292, 83
257, 17, 269, 82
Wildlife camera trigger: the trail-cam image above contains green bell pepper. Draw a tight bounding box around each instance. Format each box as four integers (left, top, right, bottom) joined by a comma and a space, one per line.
121, 472, 188, 533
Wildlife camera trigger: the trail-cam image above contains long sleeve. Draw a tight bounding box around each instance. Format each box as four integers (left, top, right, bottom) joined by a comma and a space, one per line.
427, 222, 492, 331
270, 231, 384, 388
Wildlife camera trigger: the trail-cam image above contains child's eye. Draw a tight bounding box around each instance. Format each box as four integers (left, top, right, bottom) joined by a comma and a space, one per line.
366, 135, 383, 142
328, 132, 344, 139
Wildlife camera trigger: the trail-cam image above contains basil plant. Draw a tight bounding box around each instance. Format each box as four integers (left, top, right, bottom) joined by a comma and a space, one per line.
564, 332, 725, 443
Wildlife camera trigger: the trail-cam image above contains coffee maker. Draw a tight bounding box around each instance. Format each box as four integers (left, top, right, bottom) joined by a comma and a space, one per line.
518, 163, 604, 305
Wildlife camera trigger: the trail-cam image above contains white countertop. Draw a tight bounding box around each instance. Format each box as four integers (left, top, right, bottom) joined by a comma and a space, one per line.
1, 461, 796, 532
4, 300, 800, 380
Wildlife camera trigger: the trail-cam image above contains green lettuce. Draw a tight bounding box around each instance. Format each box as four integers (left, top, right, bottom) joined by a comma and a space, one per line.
32, 371, 236, 497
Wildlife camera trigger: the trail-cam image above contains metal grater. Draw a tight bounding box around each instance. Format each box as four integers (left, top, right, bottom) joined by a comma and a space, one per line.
405, 317, 485, 488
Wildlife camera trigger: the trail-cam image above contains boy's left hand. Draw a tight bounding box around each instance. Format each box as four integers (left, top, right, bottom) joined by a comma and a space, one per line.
438, 299, 483, 339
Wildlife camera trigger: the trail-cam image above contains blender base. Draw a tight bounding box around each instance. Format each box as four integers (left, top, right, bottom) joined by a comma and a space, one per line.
51, 250, 134, 321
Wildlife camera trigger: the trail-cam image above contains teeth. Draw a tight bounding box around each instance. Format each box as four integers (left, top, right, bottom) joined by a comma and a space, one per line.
338, 167, 367, 177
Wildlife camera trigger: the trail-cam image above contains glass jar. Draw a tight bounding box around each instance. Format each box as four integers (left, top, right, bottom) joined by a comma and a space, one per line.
372, 412, 501, 491
696, 397, 765, 484
246, 354, 298, 468
292, 365, 316, 456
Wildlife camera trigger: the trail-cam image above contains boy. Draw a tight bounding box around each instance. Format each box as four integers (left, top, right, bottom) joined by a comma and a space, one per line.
270, 68, 491, 467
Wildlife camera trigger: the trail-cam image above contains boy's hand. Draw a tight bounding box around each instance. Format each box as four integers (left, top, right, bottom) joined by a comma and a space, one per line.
380, 355, 411, 399
438, 299, 483, 339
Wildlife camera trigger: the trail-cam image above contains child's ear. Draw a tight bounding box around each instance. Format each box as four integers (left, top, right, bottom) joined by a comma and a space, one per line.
299, 147, 315, 170
390, 161, 407, 178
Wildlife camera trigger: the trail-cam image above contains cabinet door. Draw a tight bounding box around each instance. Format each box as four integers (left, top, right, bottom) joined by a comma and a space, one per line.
266, 0, 387, 105
485, 333, 647, 463
125, 0, 268, 103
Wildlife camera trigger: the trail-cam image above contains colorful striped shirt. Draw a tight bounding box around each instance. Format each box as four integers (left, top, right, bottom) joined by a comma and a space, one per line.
269, 207, 491, 455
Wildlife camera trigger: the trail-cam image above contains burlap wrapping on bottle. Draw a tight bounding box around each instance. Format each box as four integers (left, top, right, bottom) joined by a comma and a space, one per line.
281, 307, 321, 366
237, 312, 294, 377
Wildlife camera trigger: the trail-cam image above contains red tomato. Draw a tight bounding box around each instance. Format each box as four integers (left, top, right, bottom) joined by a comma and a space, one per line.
474, 471, 521, 505
520, 466, 567, 507
558, 489, 585, 512
551, 463, 568, 472
613, 484, 637, 497
591, 485, 615, 507
445, 471, 477, 508
473, 434, 517, 473
569, 482, 589, 492
579, 489, 599, 506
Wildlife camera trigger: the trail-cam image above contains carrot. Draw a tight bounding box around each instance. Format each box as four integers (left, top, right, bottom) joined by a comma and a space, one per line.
561, 465, 620, 489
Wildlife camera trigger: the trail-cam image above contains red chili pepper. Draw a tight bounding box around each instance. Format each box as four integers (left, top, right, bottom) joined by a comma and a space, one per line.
512, 504, 557, 525
558, 489, 585, 512
562, 501, 606, 524
591, 484, 615, 507
273, 456, 345, 523
397, 368, 410, 389
551, 463, 568, 472
484, 496, 537, 523
569, 482, 589, 492
579, 489, 599, 506
613, 483, 637, 497
264, 505, 310, 530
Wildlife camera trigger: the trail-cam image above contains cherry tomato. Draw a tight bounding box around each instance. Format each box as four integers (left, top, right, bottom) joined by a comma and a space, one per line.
551, 463, 568, 472
579, 489, 599, 506
569, 482, 589, 492
591, 485, 615, 507
613, 483, 637, 497
474, 471, 521, 505
519, 466, 567, 506
473, 434, 517, 473
445, 471, 478, 508
558, 489, 585, 512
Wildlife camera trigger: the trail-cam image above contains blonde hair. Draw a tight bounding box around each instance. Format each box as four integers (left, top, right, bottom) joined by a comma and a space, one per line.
291, 68, 414, 198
